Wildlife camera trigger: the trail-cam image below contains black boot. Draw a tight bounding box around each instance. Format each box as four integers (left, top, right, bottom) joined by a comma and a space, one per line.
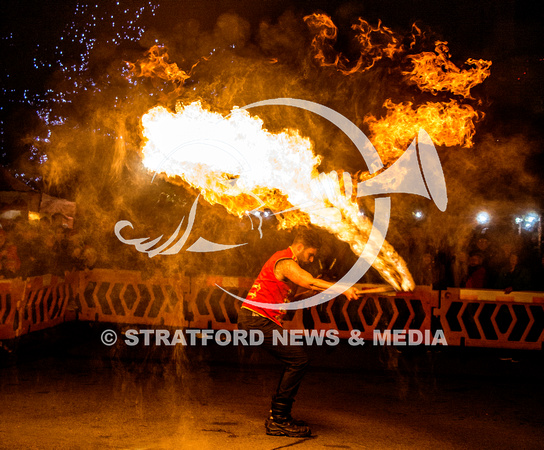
265, 397, 311, 437
268, 399, 307, 426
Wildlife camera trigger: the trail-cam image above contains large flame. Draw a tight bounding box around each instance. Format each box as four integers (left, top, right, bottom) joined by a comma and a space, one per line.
131, 13, 492, 293
141, 102, 414, 291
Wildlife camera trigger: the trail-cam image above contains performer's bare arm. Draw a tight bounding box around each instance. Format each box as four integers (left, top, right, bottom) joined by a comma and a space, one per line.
275, 259, 362, 300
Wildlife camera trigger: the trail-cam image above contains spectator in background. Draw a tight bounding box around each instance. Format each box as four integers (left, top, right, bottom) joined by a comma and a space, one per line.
464, 252, 487, 288
0, 228, 21, 279
533, 256, 544, 291
433, 247, 453, 289
1, 258, 20, 279
52, 226, 71, 274
496, 253, 531, 293
497, 240, 516, 268
452, 251, 468, 288
13, 220, 39, 278
31, 231, 57, 276
414, 249, 437, 286
472, 235, 498, 287
64, 232, 98, 271
474, 236, 493, 264
82, 244, 98, 270
67, 233, 86, 271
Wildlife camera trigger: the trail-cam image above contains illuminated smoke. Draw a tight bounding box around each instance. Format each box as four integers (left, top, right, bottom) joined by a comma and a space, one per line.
14, 8, 502, 286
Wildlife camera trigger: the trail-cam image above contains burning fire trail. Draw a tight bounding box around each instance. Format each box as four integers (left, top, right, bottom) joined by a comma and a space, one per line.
130, 12, 491, 292
304, 13, 491, 166
140, 102, 414, 291
304, 13, 407, 74
304, 13, 491, 95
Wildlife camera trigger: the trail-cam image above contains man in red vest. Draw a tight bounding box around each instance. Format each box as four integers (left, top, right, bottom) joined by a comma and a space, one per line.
238, 228, 362, 437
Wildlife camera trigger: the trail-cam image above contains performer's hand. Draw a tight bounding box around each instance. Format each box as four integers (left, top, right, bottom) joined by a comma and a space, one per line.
344, 286, 363, 301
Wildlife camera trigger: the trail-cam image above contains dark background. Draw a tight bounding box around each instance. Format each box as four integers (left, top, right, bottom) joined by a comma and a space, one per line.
2, 0, 543, 164
1, 0, 543, 278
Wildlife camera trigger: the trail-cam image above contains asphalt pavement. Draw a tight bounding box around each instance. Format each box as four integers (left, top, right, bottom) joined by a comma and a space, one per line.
0, 323, 543, 449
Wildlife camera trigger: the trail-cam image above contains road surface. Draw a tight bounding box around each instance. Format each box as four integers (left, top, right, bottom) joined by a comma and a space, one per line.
0, 323, 542, 449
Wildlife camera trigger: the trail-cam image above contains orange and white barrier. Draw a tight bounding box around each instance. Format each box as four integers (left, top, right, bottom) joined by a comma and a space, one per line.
0, 279, 25, 339
0, 275, 74, 339
183, 275, 254, 330
1, 271, 543, 350
19, 274, 73, 335
282, 286, 439, 340
74, 269, 187, 328
435, 288, 544, 350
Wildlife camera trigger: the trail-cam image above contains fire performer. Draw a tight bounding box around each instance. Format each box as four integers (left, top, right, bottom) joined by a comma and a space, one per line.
237, 228, 362, 437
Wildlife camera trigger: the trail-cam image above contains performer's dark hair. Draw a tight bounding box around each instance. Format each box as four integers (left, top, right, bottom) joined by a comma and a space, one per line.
293, 228, 322, 249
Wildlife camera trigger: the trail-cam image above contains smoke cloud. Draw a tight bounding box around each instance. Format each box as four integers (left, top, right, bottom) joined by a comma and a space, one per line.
21, 8, 535, 284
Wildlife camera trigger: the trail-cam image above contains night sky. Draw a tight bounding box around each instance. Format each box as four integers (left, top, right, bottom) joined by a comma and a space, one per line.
1, 0, 543, 215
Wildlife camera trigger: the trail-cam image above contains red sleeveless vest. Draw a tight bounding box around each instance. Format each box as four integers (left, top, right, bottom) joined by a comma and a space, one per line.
243, 247, 297, 326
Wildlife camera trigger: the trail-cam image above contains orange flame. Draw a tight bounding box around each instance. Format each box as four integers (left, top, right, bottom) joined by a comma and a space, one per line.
127, 45, 192, 84
404, 41, 492, 99
304, 13, 407, 74
302, 14, 490, 168
364, 99, 484, 165
141, 102, 415, 291
130, 13, 492, 292
304, 13, 492, 100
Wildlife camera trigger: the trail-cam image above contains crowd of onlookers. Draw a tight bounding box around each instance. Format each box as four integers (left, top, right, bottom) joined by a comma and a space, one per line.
0, 215, 98, 280
410, 231, 544, 292
1, 216, 543, 293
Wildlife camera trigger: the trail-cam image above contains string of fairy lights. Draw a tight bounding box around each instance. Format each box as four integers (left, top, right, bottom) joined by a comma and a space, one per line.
1, 1, 159, 169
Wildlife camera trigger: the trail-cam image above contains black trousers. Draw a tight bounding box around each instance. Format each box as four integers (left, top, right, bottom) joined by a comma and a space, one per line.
237, 307, 309, 400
